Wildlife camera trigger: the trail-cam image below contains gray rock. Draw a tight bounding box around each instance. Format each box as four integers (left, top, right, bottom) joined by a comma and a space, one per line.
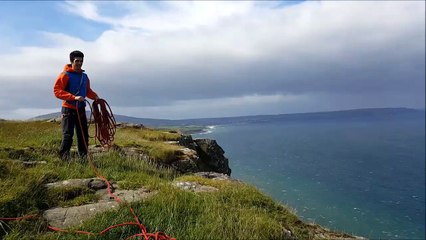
282, 227, 295, 240
45, 178, 93, 189
45, 178, 110, 191
174, 181, 218, 192
194, 172, 230, 180
194, 139, 231, 175
44, 186, 156, 229
178, 135, 197, 150
171, 159, 198, 173
96, 187, 155, 203
170, 148, 199, 173
43, 201, 120, 228
88, 178, 108, 190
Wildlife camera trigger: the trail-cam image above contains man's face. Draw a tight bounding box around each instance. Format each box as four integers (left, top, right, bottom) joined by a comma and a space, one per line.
71, 57, 83, 71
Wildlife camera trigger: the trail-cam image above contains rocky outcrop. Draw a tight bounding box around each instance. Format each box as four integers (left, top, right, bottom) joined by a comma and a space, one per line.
43, 202, 119, 228
92, 135, 231, 175
178, 135, 197, 150
173, 172, 232, 192
193, 139, 231, 175
43, 173, 229, 229
173, 182, 218, 192
43, 178, 155, 229
168, 135, 231, 175
173, 147, 199, 173
45, 178, 109, 190
194, 172, 230, 180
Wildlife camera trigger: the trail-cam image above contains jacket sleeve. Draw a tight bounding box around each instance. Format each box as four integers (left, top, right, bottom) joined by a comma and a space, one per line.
86, 77, 98, 100
53, 72, 75, 101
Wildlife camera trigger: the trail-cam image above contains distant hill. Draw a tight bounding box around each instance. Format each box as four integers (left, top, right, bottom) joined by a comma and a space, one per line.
32, 107, 425, 127
31, 112, 178, 127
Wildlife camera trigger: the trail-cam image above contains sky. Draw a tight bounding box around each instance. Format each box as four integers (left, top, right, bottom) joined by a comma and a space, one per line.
0, 1, 424, 120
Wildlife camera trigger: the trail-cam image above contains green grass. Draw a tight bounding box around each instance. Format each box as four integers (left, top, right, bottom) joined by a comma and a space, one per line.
114, 127, 183, 163
0, 121, 63, 149
0, 120, 352, 240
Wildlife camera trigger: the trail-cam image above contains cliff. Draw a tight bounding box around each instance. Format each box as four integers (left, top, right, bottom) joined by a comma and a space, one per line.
0, 120, 364, 239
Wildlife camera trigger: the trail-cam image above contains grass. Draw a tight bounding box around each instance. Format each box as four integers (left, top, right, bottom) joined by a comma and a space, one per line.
0, 120, 352, 240
114, 127, 183, 163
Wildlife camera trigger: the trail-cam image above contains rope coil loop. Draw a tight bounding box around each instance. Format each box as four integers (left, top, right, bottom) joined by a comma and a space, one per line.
90, 98, 116, 147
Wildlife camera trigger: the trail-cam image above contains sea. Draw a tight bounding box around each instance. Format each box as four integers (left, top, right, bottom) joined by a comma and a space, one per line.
193, 112, 425, 239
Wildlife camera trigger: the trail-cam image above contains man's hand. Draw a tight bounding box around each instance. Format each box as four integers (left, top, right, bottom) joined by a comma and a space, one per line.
74, 96, 85, 102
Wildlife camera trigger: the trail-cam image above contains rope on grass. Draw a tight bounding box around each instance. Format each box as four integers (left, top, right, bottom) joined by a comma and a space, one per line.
0, 99, 175, 240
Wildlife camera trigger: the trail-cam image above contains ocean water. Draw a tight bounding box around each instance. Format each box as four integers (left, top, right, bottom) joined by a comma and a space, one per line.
194, 116, 425, 239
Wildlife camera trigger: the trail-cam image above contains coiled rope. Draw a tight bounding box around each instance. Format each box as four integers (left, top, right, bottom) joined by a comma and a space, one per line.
1, 98, 175, 240
91, 98, 116, 147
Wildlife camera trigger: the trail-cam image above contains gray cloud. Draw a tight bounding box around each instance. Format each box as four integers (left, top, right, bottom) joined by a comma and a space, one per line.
0, 1, 424, 120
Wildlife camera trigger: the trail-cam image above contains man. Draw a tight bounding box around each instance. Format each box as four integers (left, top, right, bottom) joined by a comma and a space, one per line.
53, 50, 99, 160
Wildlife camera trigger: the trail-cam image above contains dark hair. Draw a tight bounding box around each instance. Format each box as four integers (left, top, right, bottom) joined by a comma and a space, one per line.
70, 50, 84, 62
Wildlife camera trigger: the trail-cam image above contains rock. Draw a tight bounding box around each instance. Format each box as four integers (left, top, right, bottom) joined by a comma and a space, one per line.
168, 148, 198, 173
282, 227, 295, 240
45, 178, 93, 189
178, 135, 197, 150
171, 159, 198, 173
43, 185, 156, 229
194, 172, 230, 180
43, 202, 120, 228
119, 147, 150, 160
173, 181, 218, 192
97, 187, 155, 202
163, 138, 232, 175
88, 178, 108, 190
45, 178, 109, 190
194, 139, 231, 175
177, 148, 199, 162
87, 136, 231, 176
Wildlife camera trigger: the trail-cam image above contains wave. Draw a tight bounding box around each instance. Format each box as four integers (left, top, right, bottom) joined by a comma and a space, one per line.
197, 125, 217, 135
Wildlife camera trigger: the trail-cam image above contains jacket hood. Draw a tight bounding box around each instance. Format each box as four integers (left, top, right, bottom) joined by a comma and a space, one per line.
63, 64, 85, 73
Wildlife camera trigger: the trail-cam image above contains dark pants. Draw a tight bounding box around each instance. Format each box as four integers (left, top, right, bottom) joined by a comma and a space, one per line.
59, 107, 89, 159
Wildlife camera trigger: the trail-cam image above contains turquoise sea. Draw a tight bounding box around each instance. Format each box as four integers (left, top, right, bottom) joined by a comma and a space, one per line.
194, 114, 425, 239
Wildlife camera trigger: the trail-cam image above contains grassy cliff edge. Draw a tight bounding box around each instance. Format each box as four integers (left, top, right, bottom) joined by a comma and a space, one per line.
0, 121, 362, 239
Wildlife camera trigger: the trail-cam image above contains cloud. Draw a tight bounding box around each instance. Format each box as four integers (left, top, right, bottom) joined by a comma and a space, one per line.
62, 1, 263, 32
0, 1, 424, 120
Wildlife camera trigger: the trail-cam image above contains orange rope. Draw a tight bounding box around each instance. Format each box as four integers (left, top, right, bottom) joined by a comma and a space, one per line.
52, 98, 175, 240
0, 99, 176, 240
91, 98, 116, 147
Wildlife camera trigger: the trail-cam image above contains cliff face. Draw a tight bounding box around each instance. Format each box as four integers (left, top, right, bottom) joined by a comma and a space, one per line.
174, 135, 231, 175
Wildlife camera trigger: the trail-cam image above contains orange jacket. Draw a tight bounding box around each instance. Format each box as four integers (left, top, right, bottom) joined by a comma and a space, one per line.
53, 64, 98, 109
